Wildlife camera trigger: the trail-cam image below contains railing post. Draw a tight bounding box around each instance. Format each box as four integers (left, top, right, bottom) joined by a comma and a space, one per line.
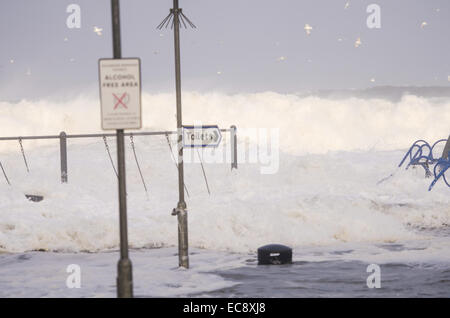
59, 131, 68, 183
230, 125, 238, 170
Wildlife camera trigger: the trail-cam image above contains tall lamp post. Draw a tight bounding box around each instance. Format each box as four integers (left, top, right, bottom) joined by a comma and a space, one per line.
157, 0, 196, 269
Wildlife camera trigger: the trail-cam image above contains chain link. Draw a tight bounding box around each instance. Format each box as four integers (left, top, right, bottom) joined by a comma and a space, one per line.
103, 136, 118, 178
0, 160, 11, 185
130, 133, 148, 195
165, 134, 190, 198
196, 148, 210, 195
18, 138, 30, 173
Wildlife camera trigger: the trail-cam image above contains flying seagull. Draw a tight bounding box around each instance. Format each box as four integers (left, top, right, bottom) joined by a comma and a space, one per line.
93, 26, 103, 36
304, 24, 313, 35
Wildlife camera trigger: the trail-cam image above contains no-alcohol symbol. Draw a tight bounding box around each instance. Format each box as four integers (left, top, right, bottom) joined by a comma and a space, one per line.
113, 93, 129, 109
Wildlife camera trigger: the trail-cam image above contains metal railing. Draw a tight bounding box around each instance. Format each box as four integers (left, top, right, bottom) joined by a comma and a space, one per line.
0, 126, 238, 184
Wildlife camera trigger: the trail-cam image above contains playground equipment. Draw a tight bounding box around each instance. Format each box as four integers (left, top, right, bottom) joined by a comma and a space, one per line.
398, 135, 450, 191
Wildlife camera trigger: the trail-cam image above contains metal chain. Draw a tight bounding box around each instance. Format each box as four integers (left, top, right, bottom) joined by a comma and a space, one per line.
103, 136, 118, 178
0, 160, 11, 185
165, 134, 190, 198
18, 138, 30, 173
130, 134, 148, 195
196, 148, 210, 195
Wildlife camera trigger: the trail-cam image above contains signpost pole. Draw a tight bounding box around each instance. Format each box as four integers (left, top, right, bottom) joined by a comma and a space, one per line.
172, 0, 189, 269
111, 0, 133, 298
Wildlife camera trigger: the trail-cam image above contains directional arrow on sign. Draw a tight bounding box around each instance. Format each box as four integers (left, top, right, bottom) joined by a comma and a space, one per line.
182, 125, 222, 148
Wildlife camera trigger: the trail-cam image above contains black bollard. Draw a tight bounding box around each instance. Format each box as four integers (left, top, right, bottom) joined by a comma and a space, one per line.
257, 244, 292, 265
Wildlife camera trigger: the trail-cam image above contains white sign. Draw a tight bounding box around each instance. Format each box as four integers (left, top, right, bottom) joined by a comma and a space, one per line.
99, 58, 142, 130
182, 125, 222, 148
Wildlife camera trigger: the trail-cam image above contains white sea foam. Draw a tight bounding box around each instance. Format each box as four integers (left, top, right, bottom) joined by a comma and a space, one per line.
1, 91, 449, 154
0, 92, 448, 255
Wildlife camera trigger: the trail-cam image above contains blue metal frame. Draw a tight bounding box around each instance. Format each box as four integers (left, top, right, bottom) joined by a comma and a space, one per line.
398, 138, 449, 190
428, 157, 450, 191
398, 139, 447, 176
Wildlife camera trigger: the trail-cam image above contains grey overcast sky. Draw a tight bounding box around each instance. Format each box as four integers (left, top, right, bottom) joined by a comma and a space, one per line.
0, 0, 449, 100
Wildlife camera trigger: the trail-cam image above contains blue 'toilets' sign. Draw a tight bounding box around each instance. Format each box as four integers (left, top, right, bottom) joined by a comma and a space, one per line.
182, 125, 222, 148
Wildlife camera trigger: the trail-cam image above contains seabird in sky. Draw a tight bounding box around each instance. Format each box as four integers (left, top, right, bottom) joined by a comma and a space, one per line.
93, 26, 103, 36
304, 24, 313, 35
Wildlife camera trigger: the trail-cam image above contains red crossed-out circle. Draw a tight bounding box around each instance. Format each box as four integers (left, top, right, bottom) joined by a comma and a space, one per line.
113, 93, 129, 109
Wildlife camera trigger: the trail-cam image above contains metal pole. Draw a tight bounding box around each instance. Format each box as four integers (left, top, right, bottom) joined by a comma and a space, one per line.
111, 0, 133, 298
172, 0, 189, 269
59, 132, 68, 183
230, 125, 238, 170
